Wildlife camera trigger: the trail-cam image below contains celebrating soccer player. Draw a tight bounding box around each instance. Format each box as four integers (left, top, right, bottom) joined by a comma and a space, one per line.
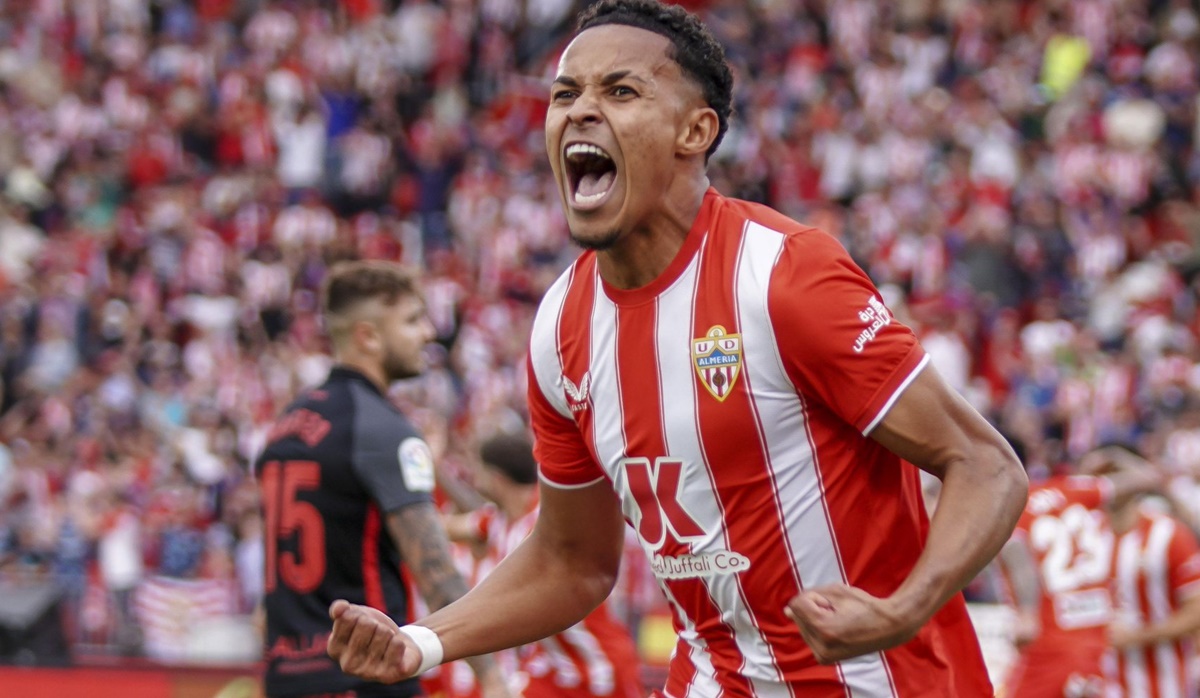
327, 2, 1028, 696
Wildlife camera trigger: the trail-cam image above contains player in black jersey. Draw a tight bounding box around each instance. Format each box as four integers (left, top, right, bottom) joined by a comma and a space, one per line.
256, 261, 510, 698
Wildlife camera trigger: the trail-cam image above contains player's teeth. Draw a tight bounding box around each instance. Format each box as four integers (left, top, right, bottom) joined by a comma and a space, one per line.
566, 144, 611, 159
574, 190, 606, 205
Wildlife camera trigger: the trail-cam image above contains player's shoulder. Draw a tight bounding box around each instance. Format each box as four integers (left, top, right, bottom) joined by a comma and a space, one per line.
713, 195, 826, 241
529, 253, 595, 364
343, 378, 417, 443
713, 195, 849, 268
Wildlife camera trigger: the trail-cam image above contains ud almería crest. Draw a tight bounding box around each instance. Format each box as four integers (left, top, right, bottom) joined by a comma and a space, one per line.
692, 325, 743, 401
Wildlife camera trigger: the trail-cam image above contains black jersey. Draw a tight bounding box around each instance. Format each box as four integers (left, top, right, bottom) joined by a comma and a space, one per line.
256, 367, 436, 697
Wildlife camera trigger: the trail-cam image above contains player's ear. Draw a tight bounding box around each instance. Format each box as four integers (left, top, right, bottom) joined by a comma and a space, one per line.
354, 319, 382, 354
677, 106, 718, 159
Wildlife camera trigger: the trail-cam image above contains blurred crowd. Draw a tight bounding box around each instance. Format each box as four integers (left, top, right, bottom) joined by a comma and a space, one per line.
0, 0, 1197, 665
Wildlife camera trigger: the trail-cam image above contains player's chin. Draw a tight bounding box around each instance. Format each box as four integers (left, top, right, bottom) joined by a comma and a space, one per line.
568, 223, 622, 251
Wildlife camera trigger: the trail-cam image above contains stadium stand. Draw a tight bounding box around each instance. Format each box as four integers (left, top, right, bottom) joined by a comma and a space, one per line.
0, 1, 1196, 690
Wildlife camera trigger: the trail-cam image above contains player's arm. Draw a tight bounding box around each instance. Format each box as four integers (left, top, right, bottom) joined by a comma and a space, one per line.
1109, 591, 1200, 648
789, 365, 1027, 663
329, 478, 625, 683
1078, 446, 1165, 508
385, 504, 508, 695
996, 535, 1042, 647
442, 512, 486, 545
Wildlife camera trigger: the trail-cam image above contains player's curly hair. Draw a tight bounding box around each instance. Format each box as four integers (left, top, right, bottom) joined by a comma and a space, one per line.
577, 0, 733, 161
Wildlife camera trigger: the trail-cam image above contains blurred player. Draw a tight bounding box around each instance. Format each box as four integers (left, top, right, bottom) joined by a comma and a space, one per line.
444, 433, 644, 698
256, 261, 508, 698
1106, 462, 1200, 697
326, 2, 1027, 695
998, 447, 1161, 698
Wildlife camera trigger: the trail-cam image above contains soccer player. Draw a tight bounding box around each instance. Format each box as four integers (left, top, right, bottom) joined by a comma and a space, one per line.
444, 433, 644, 698
257, 261, 509, 698
1107, 484, 1200, 696
998, 448, 1162, 698
326, 2, 1029, 696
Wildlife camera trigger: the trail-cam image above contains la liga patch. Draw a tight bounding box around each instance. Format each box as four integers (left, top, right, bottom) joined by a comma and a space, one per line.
397, 437, 435, 492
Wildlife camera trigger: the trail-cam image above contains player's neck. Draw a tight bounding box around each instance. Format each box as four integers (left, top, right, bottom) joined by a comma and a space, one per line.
1110, 502, 1140, 535
596, 175, 709, 290
334, 355, 389, 394
498, 486, 537, 520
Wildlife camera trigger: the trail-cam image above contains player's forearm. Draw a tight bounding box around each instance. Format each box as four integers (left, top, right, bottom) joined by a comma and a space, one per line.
1131, 597, 1200, 645
890, 443, 1027, 624
417, 534, 616, 661
997, 538, 1040, 612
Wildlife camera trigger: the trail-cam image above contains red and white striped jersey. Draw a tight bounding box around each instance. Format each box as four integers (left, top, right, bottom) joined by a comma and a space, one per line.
1110, 512, 1200, 698
527, 189, 992, 698
471, 502, 644, 698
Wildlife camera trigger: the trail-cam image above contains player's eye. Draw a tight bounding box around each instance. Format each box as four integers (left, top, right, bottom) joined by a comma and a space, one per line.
613, 86, 637, 98
552, 89, 577, 102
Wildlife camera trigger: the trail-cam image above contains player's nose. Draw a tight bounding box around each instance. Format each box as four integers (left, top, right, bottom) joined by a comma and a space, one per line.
566, 87, 603, 126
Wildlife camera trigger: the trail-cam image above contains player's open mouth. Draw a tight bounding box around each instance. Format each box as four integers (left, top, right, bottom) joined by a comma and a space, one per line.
564, 142, 618, 211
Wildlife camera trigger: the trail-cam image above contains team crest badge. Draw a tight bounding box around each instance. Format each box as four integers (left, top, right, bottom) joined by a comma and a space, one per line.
692, 325, 742, 401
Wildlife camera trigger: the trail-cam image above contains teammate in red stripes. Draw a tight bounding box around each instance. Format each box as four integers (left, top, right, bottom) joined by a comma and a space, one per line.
327, 2, 1027, 696
997, 447, 1162, 698
1107, 470, 1200, 697
444, 433, 644, 698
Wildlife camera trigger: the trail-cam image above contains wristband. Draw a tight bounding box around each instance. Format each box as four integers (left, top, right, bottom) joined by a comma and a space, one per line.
396, 624, 444, 674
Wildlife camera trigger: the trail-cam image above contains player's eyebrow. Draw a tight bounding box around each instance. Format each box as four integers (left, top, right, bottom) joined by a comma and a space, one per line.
552, 71, 648, 87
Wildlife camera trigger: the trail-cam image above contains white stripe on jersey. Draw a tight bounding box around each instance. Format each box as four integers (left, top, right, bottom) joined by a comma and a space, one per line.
590, 272, 625, 474
653, 241, 791, 694
530, 266, 575, 420
652, 254, 724, 697
1146, 518, 1182, 698
736, 222, 897, 697
560, 623, 617, 695
1118, 529, 1152, 697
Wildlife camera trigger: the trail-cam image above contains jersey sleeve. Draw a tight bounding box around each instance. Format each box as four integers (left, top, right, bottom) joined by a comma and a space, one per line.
768, 230, 927, 434
350, 389, 435, 513
527, 356, 604, 487
1167, 520, 1200, 603
1062, 475, 1112, 509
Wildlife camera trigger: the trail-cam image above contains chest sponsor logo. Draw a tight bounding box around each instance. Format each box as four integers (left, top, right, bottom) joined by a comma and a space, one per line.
853, 296, 893, 353
692, 325, 742, 401
651, 551, 751, 579
623, 456, 750, 579
561, 371, 591, 413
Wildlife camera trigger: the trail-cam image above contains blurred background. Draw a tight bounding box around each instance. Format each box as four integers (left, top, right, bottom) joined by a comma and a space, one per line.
0, 0, 1197, 695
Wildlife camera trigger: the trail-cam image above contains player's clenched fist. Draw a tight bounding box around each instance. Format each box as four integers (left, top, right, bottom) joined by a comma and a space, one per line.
785, 585, 919, 665
327, 599, 420, 683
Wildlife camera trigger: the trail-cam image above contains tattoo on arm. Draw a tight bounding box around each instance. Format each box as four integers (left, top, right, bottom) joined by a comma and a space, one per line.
387, 504, 499, 680
388, 503, 469, 610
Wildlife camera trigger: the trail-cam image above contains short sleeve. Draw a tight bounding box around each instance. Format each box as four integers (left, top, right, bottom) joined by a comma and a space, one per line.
527, 356, 604, 488
1167, 521, 1200, 603
350, 387, 434, 513
769, 230, 927, 434
1062, 475, 1112, 509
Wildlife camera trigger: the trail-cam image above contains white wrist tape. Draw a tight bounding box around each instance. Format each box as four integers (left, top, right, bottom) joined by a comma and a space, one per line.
397, 624, 444, 674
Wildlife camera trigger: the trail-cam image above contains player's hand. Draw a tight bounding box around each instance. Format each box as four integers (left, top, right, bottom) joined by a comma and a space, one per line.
327, 600, 419, 683
785, 585, 918, 664
1107, 621, 1142, 649
1012, 609, 1041, 648
477, 668, 515, 698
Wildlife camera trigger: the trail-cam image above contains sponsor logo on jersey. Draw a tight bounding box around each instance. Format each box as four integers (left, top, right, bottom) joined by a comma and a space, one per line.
853, 296, 893, 353
692, 325, 742, 401
650, 551, 752, 579
561, 371, 591, 413
398, 437, 435, 492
